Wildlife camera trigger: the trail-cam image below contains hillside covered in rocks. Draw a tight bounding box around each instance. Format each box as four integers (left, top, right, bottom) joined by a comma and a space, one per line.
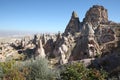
0, 5, 120, 76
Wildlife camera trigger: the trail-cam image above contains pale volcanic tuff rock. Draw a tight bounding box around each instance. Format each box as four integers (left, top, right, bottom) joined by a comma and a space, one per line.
83, 5, 108, 29
64, 11, 80, 35
35, 39, 46, 59
70, 22, 101, 60
33, 5, 120, 64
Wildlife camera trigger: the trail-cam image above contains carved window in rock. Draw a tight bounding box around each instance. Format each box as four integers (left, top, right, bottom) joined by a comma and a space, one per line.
88, 40, 95, 45
89, 46, 94, 51
107, 28, 114, 34
84, 52, 87, 55
0, 47, 2, 50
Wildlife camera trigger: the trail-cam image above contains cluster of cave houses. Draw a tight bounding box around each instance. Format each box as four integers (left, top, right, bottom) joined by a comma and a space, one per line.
0, 11, 119, 65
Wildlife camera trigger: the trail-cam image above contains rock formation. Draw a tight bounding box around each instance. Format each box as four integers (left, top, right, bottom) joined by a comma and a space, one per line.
1, 5, 120, 76
83, 5, 108, 29
70, 22, 101, 60
64, 11, 80, 35
35, 39, 46, 59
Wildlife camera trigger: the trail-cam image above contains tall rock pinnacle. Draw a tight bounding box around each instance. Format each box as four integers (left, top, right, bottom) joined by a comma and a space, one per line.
72, 11, 78, 18
83, 5, 108, 28
64, 11, 80, 35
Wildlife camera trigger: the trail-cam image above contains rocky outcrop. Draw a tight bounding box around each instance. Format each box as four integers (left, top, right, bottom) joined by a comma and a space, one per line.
64, 11, 80, 35
35, 39, 46, 58
83, 5, 108, 29
64, 5, 117, 62
70, 22, 101, 60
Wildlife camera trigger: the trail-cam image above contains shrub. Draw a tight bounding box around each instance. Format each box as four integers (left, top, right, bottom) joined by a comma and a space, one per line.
0, 60, 29, 80
0, 58, 59, 80
25, 58, 57, 80
60, 62, 108, 80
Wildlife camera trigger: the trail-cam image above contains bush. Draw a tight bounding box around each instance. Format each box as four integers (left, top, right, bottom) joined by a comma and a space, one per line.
0, 58, 58, 80
60, 62, 108, 80
25, 58, 57, 80
0, 60, 28, 80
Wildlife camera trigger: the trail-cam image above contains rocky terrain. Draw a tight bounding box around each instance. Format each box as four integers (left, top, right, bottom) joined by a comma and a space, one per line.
0, 5, 120, 78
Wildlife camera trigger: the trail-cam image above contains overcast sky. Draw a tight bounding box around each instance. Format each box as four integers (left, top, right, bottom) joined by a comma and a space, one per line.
0, 0, 120, 33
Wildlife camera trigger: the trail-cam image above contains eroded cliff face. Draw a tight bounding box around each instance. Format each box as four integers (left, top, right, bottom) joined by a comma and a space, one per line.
83, 5, 108, 29
63, 5, 120, 62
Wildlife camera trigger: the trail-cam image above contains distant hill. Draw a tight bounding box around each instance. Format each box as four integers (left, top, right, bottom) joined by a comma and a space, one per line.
0, 30, 35, 38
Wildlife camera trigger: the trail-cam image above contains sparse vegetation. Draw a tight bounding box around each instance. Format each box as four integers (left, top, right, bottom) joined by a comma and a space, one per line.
0, 60, 28, 80
60, 62, 108, 80
0, 58, 58, 80
25, 58, 57, 80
